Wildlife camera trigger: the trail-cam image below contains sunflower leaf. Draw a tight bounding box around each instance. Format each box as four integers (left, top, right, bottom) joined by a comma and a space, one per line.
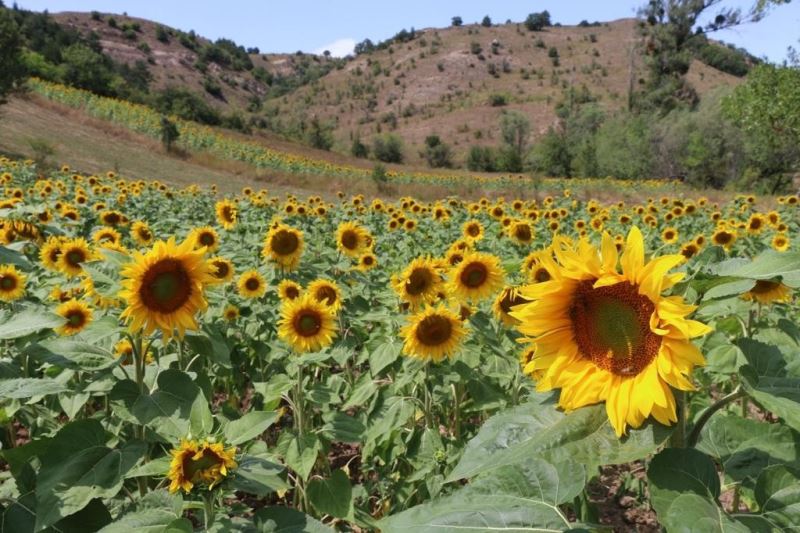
0, 308, 64, 340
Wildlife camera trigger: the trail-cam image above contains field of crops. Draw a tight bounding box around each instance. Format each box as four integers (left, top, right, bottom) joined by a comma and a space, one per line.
1, 156, 799, 532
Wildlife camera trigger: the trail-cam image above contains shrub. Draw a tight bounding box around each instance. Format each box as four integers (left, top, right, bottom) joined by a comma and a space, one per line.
107, 17, 117, 28
524, 11, 551, 31
155, 25, 169, 43
470, 41, 482, 55
451, 16, 463, 27
489, 93, 508, 106
422, 135, 453, 168
372, 134, 404, 163
481, 16, 492, 27
351, 136, 369, 158
203, 77, 223, 99
90, 11, 102, 21
466, 145, 497, 171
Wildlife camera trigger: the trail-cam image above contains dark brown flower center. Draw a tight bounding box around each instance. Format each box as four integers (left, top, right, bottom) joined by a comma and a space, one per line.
284, 285, 300, 299
213, 261, 229, 278
139, 259, 192, 313
315, 286, 337, 306
245, 278, 261, 292
499, 289, 529, 314
1, 275, 17, 290
340, 230, 359, 250
199, 232, 215, 246
66, 249, 86, 266
407, 268, 433, 296
416, 315, 453, 346
460, 262, 488, 288
750, 280, 780, 295
67, 310, 87, 327
271, 230, 299, 255
514, 225, 532, 241
294, 310, 322, 336
571, 280, 660, 376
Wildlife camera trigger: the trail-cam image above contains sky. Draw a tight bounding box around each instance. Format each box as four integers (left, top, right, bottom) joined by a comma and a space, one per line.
12, 0, 800, 61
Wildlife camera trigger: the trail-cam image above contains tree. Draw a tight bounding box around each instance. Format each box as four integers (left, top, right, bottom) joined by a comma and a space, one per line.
160, 116, 180, 153
500, 111, 531, 166
524, 11, 551, 31
481, 16, 492, 27
422, 135, 453, 168
466, 146, 497, 171
351, 135, 369, 158
61, 43, 115, 95
306, 116, 334, 151
372, 134, 404, 163
451, 16, 463, 27
531, 128, 572, 176
724, 64, 800, 192
0, 7, 26, 106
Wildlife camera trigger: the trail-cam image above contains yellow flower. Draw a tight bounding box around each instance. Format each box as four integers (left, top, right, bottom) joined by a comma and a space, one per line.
512, 227, 712, 436
237, 270, 267, 299
462, 220, 484, 242
661, 227, 678, 244
277, 279, 302, 301
401, 305, 466, 362
508, 220, 534, 245
277, 294, 337, 353
119, 237, 213, 340
215, 199, 237, 230
55, 299, 93, 336
207, 256, 235, 284
492, 287, 530, 327
131, 220, 154, 247
92, 227, 122, 246
357, 252, 378, 271
307, 279, 342, 313
742, 280, 792, 304
56, 238, 93, 277
746, 213, 767, 234
772, 234, 790, 252
168, 439, 237, 494
114, 338, 154, 365
0, 264, 26, 302
336, 221, 372, 257
262, 224, 304, 271
711, 228, 736, 250
39, 237, 64, 271
392, 257, 444, 309
223, 304, 240, 321
188, 226, 220, 253
448, 251, 505, 303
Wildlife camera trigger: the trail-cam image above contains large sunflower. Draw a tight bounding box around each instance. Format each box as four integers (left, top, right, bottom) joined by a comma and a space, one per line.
392, 257, 444, 309
0, 264, 26, 302
237, 270, 267, 299
57, 238, 93, 277
215, 199, 238, 230
336, 221, 372, 258
55, 299, 93, 336
277, 294, 338, 353
168, 439, 237, 494
448, 251, 505, 303
401, 305, 467, 362
307, 279, 343, 313
511, 227, 712, 436
119, 237, 213, 340
262, 224, 304, 271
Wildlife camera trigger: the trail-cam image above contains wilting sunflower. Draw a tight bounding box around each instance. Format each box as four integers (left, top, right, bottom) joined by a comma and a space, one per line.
336, 221, 372, 258
262, 224, 304, 271
131, 221, 154, 247
742, 280, 792, 304
278, 294, 337, 353
680, 242, 700, 260
492, 286, 531, 326
392, 257, 444, 309
277, 279, 302, 301
401, 305, 466, 362
57, 238, 93, 277
55, 299, 93, 336
237, 270, 267, 299
772, 234, 790, 252
207, 256, 235, 284
512, 227, 712, 436
215, 199, 238, 230
223, 304, 240, 321
0, 264, 26, 302
308, 279, 343, 312
189, 226, 220, 253
357, 252, 378, 271
449, 251, 505, 303
462, 220, 484, 242
508, 220, 534, 245
119, 237, 213, 340
167, 439, 237, 494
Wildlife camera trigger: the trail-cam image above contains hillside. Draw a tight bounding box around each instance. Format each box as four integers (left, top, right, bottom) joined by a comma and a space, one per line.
265, 18, 744, 164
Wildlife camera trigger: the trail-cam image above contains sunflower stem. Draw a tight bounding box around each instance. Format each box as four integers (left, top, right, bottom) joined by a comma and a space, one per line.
202, 491, 216, 530
295, 362, 304, 436
687, 386, 746, 447
131, 333, 149, 496
670, 390, 687, 448
452, 382, 462, 440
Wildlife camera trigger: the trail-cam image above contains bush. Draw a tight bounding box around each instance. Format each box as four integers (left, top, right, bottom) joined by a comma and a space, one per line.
466, 145, 497, 171
351, 136, 369, 158
548, 46, 559, 58
372, 134, 404, 163
481, 16, 492, 27
306, 116, 334, 151
524, 11, 551, 31
422, 135, 453, 168
155, 25, 169, 43
470, 41, 482, 55
489, 93, 508, 106
90, 11, 102, 21
452, 16, 463, 27
152, 87, 221, 125
107, 17, 117, 28
203, 77, 223, 99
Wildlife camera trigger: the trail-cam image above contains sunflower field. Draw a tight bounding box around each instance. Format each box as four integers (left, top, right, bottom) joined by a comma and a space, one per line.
1, 155, 799, 532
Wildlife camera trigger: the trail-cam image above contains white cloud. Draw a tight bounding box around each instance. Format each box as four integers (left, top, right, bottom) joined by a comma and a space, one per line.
313, 38, 356, 57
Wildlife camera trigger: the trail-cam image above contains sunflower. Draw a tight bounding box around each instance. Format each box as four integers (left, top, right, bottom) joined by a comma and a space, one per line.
711, 228, 737, 250
39, 237, 64, 271
215, 199, 238, 230
336, 221, 371, 258
661, 227, 678, 244
462, 220, 484, 242
680, 242, 700, 259
131, 221, 154, 246
55, 299, 93, 336
92, 227, 122, 246
168, 439, 237, 494
262, 224, 304, 271
401, 305, 466, 362
119, 237, 213, 340
772, 234, 790, 252
746, 213, 767, 234
0, 264, 26, 302
308, 279, 343, 313
100, 210, 126, 227
742, 280, 792, 304
492, 287, 531, 326
189, 226, 220, 253
57, 238, 93, 277
223, 304, 240, 321
277, 295, 337, 353
207, 256, 235, 283
392, 257, 444, 309
237, 270, 267, 299
357, 252, 378, 271
277, 279, 302, 301
511, 227, 712, 436
448, 251, 505, 303
509, 220, 534, 245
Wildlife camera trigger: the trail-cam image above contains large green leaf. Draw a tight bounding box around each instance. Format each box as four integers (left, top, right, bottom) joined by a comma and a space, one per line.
98, 489, 185, 533
0, 309, 64, 340
447, 397, 671, 481
223, 410, 278, 446
25, 338, 117, 372
369, 340, 401, 377
740, 366, 800, 433
254, 507, 333, 532
284, 433, 321, 481
230, 455, 288, 497
647, 448, 720, 520
382, 458, 584, 532
663, 493, 750, 533
34, 420, 145, 531
753, 465, 800, 529
307, 469, 353, 520
0, 378, 68, 399
715, 250, 800, 288
696, 414, 800, 483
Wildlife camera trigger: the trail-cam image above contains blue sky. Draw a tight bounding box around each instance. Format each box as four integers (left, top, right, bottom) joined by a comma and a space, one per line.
13, 0, 799, 61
